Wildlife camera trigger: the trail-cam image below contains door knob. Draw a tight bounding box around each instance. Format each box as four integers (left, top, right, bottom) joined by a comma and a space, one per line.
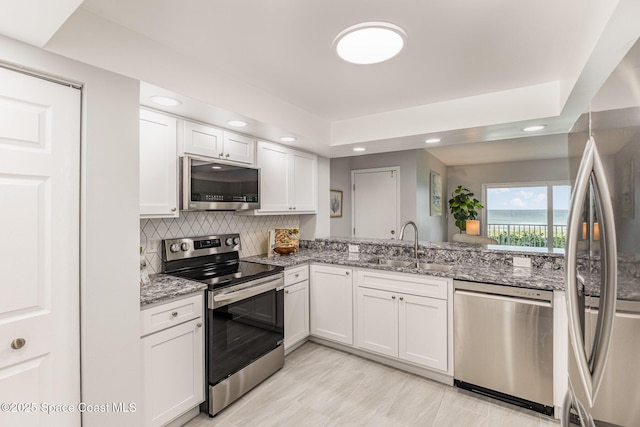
11, 338, 26, 350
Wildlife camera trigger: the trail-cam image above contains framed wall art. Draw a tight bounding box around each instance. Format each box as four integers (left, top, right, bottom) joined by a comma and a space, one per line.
430, 171, 442, 216
330, 189, 343, 218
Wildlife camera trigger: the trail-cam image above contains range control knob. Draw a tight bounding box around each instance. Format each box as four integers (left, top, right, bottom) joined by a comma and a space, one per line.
169, 243, 180, 253
180, 242, 190, 251
225, 237, 233, 246
233, 237, 240, 245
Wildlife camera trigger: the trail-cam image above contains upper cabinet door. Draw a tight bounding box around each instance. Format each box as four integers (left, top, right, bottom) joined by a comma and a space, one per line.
255, 141, 317, 214
223, 131, 255, 165
183, 121, 223, 158
291, 150, 317, 212
257, 141, 290, 212
140, 109, 178, 218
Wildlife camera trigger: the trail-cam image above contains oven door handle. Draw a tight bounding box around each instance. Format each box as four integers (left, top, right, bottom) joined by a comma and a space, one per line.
210, 277, 284, 308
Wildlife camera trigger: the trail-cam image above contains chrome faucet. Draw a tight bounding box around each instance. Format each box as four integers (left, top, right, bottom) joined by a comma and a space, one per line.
399, 220, 422, 259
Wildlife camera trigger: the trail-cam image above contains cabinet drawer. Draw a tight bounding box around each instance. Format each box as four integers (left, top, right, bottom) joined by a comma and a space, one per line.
285, 265, 309, 286
141, 294, 203, 336
357, 270, 449, 300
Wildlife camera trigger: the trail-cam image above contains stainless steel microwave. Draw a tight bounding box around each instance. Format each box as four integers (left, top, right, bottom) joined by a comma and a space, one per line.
180, 156, 260, 211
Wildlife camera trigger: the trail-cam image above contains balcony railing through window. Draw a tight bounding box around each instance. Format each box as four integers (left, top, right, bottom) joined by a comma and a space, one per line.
486, 223, 567, 248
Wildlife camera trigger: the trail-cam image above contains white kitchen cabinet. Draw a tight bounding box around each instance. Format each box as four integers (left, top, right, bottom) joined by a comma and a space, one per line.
222, 131, 255, 164
398, 293, 447, 370
139, 109, 179, 218
284, 265, 310, 352
356, 270, 449, 372
256, 141, 317, 214
310, 264, 353, 345
141, 294, 204, 427
182, 120, 255, 165
357, 287, 398, 358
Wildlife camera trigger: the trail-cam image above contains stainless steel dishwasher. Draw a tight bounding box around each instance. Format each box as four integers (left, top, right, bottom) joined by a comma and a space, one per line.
453, 280, 554, 416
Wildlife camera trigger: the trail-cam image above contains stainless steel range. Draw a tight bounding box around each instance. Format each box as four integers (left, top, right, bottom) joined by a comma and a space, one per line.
161, 234, 285, 417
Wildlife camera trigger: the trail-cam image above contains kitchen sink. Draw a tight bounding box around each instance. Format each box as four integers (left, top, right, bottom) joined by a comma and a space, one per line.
368, 257, 452, 272
416, 262, 453, 272
369, 258, 415, 268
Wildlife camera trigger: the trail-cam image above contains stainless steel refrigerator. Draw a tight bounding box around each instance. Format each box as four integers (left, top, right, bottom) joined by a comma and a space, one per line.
563, 39, 640, 426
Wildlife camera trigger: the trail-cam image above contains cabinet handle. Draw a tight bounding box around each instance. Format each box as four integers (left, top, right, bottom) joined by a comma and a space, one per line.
225, 153, 230, 158
11, 338, 26, 350
293, 207, 296, 210
294, 274, 299, 278
391, 295, 396, 300
399, 296, 404, 301
196, 322, 203, 328
170, 207, 177, 212
285, 290, 289, 294
171, 312, 178, 317
219, 152, 224, 157
345, 271, 350, 276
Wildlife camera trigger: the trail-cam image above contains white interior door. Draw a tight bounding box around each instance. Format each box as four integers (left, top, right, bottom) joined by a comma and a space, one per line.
352, 168, 399, 239
0, 67, 81, 427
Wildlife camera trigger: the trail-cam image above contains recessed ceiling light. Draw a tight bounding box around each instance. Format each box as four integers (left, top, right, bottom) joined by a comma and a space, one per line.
425, 138, 441, 143
280, 136, 296, 142
353, 147, 366, 152
227, 120, 248, 127
150, 96, 181, 107
523, 125, 546, 132
334, 22, 406, 65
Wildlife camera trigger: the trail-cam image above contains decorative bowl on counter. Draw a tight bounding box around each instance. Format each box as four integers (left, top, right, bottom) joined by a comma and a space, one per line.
273, 244, 297, 255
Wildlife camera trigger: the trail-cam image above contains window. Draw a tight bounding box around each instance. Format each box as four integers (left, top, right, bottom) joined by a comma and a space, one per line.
483, 183, 570, 250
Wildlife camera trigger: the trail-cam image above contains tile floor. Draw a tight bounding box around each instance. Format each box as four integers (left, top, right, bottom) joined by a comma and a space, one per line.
184, 342, 560, 427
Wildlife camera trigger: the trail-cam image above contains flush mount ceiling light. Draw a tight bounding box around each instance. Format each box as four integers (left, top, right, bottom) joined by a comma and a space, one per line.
280, 136, 296, 142
425, 138, 441, 144
353, 147, 366, 152
334, 22, 406, 65
523, 124, 547, 132
227, 120, 248, 127
211, 166, 222, 169
150, 95, 181, 106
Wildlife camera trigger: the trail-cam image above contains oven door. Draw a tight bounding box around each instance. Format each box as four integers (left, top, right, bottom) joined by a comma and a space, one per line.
207, 276, 284, 386
180, 155, 260, 211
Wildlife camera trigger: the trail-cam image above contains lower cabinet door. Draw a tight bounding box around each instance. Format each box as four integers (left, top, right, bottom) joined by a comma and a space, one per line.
284, 280, 310, 350
357, 287, 398, 358
399, 294, 447, 371
142, 317, 204, 427
309, 265, 353, 345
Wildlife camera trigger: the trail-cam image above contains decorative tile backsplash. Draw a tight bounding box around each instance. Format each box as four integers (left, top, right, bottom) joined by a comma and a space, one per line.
140, 212, 299, 274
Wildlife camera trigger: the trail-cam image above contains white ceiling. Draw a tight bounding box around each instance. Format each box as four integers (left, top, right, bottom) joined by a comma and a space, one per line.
80, 0, 602, 122
3, 0, 640, 163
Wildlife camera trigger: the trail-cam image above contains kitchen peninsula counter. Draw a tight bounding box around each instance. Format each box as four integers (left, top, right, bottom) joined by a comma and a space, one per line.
243, 245, 565, 292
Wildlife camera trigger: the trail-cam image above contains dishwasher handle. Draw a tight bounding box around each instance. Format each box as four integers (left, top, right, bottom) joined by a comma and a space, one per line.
455, 289, 552, 308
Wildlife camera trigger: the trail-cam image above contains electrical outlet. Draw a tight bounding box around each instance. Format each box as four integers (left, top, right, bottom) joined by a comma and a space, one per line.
348, 244, 360, 253
513, 256, 531, 268
147, 239, 159, 254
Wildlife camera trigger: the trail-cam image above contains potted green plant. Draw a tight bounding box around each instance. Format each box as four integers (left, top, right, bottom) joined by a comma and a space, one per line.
448, 186, 484, 233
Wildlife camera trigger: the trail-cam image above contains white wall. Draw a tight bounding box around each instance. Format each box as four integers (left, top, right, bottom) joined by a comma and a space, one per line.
417, 150, 448, 242
0, 35, 142, 426
330, 151, 418, 238
446, 157, 574, 240
330, 149, 449, 241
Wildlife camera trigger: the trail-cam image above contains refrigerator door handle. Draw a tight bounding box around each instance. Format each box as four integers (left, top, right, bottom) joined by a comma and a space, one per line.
566, 137, 618, 408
